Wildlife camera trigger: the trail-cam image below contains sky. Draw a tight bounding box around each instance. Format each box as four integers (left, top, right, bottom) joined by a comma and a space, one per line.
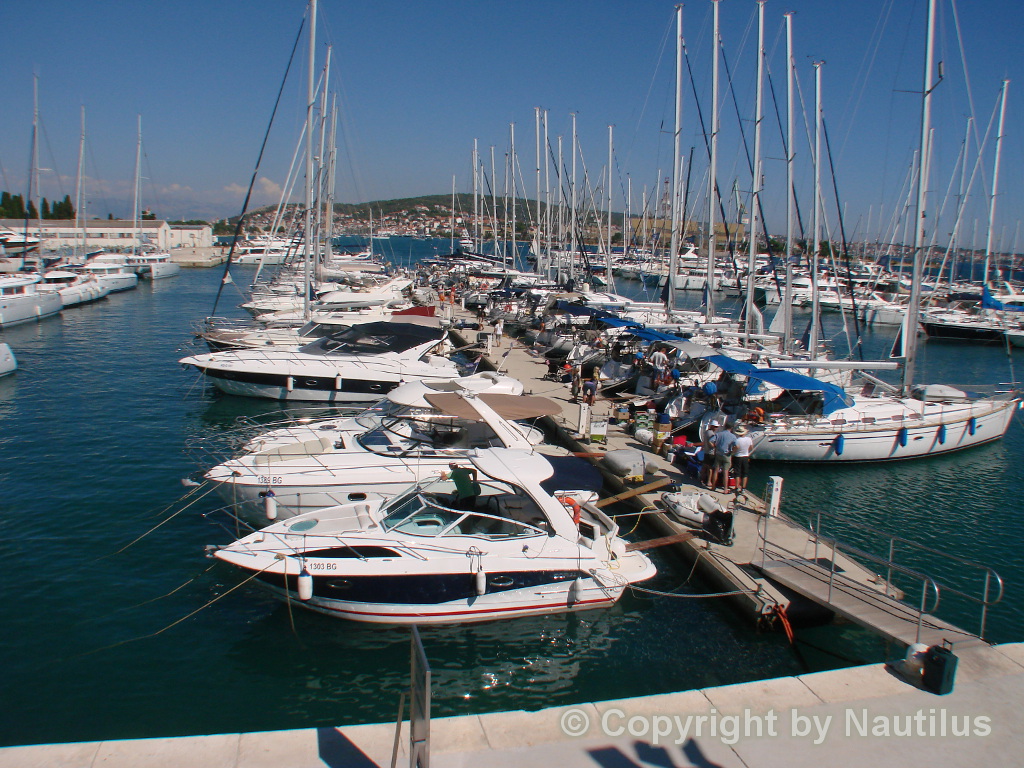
2, 0, 1023, 251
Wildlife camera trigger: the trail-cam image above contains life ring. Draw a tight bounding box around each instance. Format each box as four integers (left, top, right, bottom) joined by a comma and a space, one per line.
560, 496, 582, 526
504, 303, 513, 312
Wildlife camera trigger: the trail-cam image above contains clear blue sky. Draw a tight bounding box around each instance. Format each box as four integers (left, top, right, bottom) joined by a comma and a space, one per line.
2, 1, 1022, 250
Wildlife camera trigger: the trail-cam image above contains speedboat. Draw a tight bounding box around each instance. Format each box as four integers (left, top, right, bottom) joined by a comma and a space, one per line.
205, 390, 572, 526
0, 274, 62, 327
210, 448, 657, 625
179, 317, 465, 402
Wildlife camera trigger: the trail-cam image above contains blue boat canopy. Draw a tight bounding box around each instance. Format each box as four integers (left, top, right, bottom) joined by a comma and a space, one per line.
703, 354, 853, 414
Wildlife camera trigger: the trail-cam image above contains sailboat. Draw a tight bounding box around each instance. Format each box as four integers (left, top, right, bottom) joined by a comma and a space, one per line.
727, 0, 1021, 463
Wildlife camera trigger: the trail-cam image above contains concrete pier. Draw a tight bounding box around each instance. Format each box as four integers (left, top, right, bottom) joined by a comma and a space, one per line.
2, 642, 1021, 767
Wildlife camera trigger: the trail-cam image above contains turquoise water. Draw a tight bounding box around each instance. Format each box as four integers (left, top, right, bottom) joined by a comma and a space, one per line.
0, 241, 1020, 748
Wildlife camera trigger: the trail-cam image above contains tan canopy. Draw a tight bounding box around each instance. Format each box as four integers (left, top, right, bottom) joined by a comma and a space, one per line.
424, 393, 562, 421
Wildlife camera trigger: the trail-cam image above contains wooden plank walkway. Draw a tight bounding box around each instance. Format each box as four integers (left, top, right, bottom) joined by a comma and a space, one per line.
758, 556, 985, 649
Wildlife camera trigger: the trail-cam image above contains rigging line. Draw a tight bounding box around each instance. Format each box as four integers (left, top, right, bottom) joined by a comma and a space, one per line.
74, 563, 220, 628
210, 15, 306, 318
99, 483, 222, 560
628, 583, 757, 599
821, 118, 864, 358
67, 564, 275, 663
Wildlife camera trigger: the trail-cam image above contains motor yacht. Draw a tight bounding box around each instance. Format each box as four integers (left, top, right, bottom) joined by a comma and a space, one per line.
210, 448, 657, 625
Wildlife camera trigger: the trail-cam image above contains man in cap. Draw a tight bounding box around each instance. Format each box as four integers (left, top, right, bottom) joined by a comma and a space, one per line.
709, 419, 738, 493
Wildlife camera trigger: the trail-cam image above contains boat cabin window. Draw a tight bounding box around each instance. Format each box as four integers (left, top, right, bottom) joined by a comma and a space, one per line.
380, 480, 548, 539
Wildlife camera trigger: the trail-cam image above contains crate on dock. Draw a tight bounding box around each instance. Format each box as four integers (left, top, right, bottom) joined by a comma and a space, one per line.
589, 419, 608, 444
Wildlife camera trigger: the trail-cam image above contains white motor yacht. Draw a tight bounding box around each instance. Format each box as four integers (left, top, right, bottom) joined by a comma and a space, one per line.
80, 253, 139, 293
211, 448, 657, 625
206, 391, 572, 526
179, 317, 465, 402
0, 274, 63, 327
127, 251, 181, 279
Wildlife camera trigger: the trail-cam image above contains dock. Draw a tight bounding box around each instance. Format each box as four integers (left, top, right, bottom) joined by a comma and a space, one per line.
449, 305, 1003, 656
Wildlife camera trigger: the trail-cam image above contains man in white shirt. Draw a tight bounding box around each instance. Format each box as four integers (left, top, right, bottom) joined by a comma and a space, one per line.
731, 424, 754, 497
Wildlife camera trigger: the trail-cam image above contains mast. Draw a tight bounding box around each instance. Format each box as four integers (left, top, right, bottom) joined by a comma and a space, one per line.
783, 11, 795, 351
745, 1, 765, 340
510, 121, 516, 270
983, 79, 1009, 289
472, 138, 479, 251
450, 174, 456, 254
570, 112, 578, 287
810, 61, 823, 360
302, 0, 317, 321
544, 110, 552, 280
75, 105, 85, 259
132, 114, 142, 257
535, 106, 542, 273
706, 0, 720, 320
606, 124, 616, 292
902, 0, 937, 393
667, 4, 683, 317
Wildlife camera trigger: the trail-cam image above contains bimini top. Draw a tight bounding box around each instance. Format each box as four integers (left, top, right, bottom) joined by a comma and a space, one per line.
703, 354, 853, 414
298, 320, 445, 356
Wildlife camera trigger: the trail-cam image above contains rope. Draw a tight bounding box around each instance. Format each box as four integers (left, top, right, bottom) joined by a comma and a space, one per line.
629, 583, 758, 600
67, 564, 274, 661
100, 482, 222, 560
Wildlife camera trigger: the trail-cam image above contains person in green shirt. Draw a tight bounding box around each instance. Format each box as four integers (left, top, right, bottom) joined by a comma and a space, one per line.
447, 462, 481, 509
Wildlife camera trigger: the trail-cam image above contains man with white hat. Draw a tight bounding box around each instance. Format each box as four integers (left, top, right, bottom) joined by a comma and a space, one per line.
731, 423, 754, 497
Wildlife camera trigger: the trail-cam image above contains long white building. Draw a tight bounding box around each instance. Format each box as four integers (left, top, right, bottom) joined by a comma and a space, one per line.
0, 219, 212, 252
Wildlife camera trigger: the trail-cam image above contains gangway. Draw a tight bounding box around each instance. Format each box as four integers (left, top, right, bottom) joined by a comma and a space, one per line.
755, 507, 1003, 649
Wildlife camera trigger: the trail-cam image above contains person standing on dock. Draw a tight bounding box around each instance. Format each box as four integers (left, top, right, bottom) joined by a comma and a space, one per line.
709, 422, 738, 493
731, 424, 753, 497
493, 317, 504, 348
700, 420, 720, 487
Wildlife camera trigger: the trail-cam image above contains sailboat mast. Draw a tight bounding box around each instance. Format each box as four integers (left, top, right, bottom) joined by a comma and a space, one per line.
571, 112, 578, 286
75, 105, 85, 259
667, 4, 683, 318
983, 80, 1009, 289
902, 0, 937, 393
810, 61, 823, 360
302, 0, 317, 321
706, 0, 720, 321
783, 12, 795, 351
472, 138, 479, 251
132, 114, 142, 257
746, 1, 766, 340
606, 124, 616, 293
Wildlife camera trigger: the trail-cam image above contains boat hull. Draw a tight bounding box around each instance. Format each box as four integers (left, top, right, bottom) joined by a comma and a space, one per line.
751, 400, 1019, 462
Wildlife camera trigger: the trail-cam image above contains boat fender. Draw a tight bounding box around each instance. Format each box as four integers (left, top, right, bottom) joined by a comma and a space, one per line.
968, 417, 977, 436
262, 489, 278, 520
897, 427, 908, 447
560, 496, 582, 526
834, 433, 845, 456
297, 567, 313, 601
937, 424, 946, 445
568, 577, 583, 605
475, 565, 487, 596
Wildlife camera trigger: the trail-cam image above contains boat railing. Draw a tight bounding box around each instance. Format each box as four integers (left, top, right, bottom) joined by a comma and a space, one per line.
758, 508, 1004, 641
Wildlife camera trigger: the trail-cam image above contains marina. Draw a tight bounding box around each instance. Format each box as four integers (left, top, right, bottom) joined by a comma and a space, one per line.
1, 249, 1023, 761
5, 0, 1024, 764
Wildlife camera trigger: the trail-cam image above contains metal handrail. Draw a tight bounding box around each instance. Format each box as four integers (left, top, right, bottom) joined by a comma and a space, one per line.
757, 508, 1002, 642
810, 509, 1005, 639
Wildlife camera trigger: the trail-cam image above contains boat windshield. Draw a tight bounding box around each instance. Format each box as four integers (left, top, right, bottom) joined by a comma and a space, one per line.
380, 478, 549, 539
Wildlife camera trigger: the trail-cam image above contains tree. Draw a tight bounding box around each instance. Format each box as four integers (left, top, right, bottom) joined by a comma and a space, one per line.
27, 200, 38, 220
41, 198, 50, 219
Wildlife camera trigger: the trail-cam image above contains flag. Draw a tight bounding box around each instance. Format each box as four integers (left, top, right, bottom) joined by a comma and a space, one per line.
221, 272, 234, 286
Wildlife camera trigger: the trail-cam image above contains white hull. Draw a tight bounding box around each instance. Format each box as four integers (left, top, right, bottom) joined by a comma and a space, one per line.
0, 292, 62, 327
0, 343, 16, 376
140, 261, 181, 279
260, 575, 626, 625
751, 399, 1019, 462
57, 282, 110, 307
